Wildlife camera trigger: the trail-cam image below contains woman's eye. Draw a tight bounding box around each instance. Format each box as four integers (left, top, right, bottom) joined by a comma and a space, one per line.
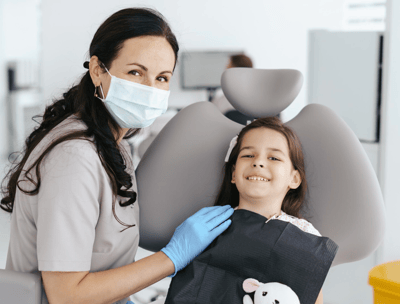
157, 76, 169, 82
129, 70, 140, 76
241, 155, 253, 158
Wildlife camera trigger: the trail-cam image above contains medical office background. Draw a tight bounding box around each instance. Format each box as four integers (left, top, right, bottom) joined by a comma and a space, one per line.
0, 0, 399, 303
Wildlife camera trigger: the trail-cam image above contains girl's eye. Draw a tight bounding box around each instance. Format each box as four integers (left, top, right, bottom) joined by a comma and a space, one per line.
241, 155, 253, 158
269, 157, 280, 161
129, 70, 140, 76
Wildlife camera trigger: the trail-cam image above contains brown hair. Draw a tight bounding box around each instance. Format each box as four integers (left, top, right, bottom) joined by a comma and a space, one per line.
214, 117, 308, 219
229, 54, 253, 68
1, 8, 179, 232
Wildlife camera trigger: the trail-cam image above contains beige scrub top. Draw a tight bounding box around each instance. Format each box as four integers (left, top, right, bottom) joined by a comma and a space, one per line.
5, 115, 140, 304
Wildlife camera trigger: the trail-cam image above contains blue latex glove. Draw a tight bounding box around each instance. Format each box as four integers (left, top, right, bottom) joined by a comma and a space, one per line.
161, 205, 234, 277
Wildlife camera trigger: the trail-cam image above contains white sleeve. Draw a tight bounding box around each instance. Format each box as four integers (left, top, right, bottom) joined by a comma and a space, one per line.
301, 220, 322, 237
37, 141, 101, 271
278, 213, 322, 237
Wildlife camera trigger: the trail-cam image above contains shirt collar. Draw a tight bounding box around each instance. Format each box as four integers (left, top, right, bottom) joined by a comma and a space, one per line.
233, 207, 283, 219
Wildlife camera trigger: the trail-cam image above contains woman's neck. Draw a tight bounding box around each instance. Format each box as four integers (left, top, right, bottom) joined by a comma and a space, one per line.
117, 128, 130, 144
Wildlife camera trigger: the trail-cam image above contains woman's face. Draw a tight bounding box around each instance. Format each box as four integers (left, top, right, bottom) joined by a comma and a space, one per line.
94, 35, 176, 97
232, 128, 301, 206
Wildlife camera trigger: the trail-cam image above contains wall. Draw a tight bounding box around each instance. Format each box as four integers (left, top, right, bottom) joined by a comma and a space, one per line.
0, 0, 41, 160
0, 0, 41, 269
0, 0, 7, 162
378, 0, 400, 264
41, 0, 345, 121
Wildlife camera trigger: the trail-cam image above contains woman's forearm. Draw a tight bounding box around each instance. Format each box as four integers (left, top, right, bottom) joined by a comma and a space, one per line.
44, 251, 174, 304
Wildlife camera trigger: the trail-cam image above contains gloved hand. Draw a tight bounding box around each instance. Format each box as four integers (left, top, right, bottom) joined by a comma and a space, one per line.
161, 205, 234, 277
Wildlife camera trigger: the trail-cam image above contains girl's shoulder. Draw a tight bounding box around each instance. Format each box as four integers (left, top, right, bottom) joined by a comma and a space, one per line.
278, 211, 322, 237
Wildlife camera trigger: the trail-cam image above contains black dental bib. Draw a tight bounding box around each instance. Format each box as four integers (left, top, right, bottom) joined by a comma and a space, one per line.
165, 209, 338, 304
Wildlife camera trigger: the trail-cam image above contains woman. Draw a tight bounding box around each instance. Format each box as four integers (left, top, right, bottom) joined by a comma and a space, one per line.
1, 8, 233, 304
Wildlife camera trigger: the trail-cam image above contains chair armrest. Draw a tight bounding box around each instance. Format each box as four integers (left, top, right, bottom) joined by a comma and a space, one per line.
0, 268, 42, 304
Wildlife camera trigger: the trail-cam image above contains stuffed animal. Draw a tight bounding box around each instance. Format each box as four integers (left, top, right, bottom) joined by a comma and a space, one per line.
243, 278, 300, 304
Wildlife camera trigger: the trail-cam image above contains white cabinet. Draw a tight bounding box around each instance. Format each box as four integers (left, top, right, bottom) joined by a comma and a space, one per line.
308, 30, 383, 143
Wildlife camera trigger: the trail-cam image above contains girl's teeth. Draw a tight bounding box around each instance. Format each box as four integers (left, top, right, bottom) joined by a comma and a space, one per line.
248, 177, 267, 181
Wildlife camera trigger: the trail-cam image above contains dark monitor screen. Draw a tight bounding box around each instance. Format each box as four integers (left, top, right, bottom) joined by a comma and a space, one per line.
180, 51, 243, 90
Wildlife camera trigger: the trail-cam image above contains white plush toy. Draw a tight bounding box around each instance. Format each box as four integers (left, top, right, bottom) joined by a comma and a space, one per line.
243, 278, 300, 304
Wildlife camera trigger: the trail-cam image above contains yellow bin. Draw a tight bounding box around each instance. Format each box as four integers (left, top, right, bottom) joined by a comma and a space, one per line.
369, 260, 400, 303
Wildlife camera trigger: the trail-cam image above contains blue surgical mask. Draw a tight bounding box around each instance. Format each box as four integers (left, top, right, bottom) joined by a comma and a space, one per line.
97, 68, 170, 128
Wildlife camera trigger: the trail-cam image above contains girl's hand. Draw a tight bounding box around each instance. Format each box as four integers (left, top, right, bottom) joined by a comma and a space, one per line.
161, 205, 234, 277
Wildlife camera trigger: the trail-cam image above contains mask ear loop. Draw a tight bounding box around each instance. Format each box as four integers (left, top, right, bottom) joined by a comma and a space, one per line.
99, 85, 106, 100
95, 63, 112, 100
94, 85, 106, 100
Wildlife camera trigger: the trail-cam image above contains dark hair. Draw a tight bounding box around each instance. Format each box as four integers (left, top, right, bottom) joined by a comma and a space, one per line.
214, 117, 308, 219
229, 54, 253, 68
1, 8, 179, 232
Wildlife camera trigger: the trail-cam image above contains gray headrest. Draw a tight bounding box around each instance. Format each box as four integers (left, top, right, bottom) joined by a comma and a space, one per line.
221, 68, 303, 117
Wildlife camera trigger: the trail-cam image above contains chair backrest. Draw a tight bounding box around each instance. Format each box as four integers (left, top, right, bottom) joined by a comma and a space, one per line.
136, 68, 386, 267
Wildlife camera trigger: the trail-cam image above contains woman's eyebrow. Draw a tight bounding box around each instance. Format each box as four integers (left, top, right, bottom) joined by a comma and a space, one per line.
127, 63, 173, 75
127, 63, 147, 70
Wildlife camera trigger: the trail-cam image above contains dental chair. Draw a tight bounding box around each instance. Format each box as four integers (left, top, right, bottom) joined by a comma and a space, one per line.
0, 68, 385, 303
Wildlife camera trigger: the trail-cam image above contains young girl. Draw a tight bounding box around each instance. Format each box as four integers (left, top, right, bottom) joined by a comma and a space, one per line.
164, 117, 338, 304
215, 116, 321, 236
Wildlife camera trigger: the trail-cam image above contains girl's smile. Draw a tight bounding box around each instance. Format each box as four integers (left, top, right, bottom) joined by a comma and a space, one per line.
245, 175, 270, 182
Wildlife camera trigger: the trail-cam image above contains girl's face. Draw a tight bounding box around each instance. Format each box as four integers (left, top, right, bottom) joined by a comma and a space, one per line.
232, 127, 301, 207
